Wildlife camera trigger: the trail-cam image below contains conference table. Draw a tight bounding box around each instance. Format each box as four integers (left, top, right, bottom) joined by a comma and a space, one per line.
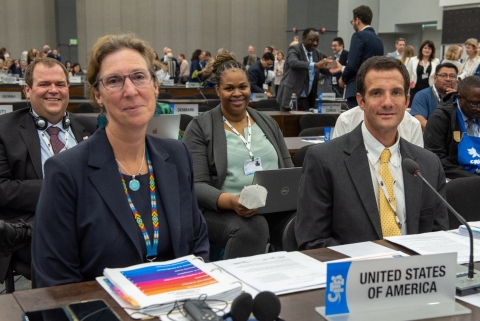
2, 240, 479, 321
158, 85, 217, 97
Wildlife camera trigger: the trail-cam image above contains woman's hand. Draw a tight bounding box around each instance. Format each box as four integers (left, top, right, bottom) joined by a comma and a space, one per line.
217, 193, 257, 217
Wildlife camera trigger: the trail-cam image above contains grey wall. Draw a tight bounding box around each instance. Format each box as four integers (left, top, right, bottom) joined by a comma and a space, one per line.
55, 0, 78, 65
76, 0, 287, 68
0, 0, 57, 59
286, 0, 339, 56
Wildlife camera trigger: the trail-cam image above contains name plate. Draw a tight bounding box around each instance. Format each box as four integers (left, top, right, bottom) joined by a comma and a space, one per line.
2, 77, 17, 84
317, 103, 341, 114
186, 82, 201, 88
171, 104, 198, 116
251, 93, 268, 102
318, 253, 463, 320
0, 92, 21, 102
69, 76, 82, 83
0, 105, 13, 114
162, 79, 174, 86
318, 92, 336, 100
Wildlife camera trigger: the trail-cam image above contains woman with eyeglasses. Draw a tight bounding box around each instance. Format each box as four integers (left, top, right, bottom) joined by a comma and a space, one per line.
407, 40, 439, 106
32, 33, 209, 287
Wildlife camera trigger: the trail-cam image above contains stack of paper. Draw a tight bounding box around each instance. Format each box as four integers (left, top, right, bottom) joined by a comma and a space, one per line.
97, 255, 242, 318
457, 221, 480, 240
213, 251, 327, 295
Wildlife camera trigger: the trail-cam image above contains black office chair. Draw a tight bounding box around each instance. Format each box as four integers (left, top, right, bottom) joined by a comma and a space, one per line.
76, 103, 96, 113
158, 92, 173, 99
282, 216, 298, 251
4, 259, 32, 293
12, 101, 29, 111
199, 99, 220, 113
193, 93, 218, 99
254, 99, 280, 111
299, 114, 336, 132
180, 114, 194, 131
446, 177, 480, 229
170, 95, 195, 100
299, 127, 325, 137
292, 145, 313, 167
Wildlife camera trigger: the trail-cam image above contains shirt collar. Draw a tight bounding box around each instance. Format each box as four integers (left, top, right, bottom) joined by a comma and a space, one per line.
457, 103, 474, 125
335, 50, 343, 59
361, 25, 372, 31
362, 122, 401, 168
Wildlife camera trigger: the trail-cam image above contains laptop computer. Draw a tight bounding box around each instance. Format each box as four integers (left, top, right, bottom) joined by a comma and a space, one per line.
146, 114, 181, 139
252, 167, 303, 214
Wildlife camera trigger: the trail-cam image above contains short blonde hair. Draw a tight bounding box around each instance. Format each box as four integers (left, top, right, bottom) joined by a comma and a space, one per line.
444, 45, 460, 60
86, 33, 156, 107
465, 38, 478, 49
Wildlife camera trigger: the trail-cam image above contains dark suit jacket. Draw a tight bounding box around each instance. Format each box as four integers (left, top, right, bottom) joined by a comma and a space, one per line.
161, 57, 180, 79
342, 27, 384, 99
424, 100, 477, 179
276, 43, 327, 110
295, 124, 448, 250
32, 128, 209, 287
332, 50, 349, 97
0, 108, 96, 282
248, 60, 268, 93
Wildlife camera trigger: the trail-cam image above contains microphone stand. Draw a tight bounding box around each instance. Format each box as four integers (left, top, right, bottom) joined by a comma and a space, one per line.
410, 165, 480, 296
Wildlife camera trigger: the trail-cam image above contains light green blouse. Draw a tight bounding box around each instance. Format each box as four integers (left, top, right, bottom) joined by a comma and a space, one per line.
221, 123, 279, 194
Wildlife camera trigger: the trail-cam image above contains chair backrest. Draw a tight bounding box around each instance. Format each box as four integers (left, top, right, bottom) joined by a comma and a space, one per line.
299, 127, 325, 137
170, 95, 195, 100
193, 93, 218, 99
446, 177, 480, 229
180, 114, 194, 131
299, 114, 336, 131
254, 99, 280, 111
292, 145, 313, 167
12, 101, 29, 111
158, 92, 173, 99
76, 103, 96, 113
282, 216, 298, 251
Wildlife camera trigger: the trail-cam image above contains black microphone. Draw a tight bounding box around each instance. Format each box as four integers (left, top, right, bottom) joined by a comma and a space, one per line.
403, 158, 480, 296
223, 293, 253, 321
251, 291, 281, 321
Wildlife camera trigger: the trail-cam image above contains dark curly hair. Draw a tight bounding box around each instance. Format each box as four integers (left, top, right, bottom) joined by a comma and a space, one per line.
213, 53, 248, 86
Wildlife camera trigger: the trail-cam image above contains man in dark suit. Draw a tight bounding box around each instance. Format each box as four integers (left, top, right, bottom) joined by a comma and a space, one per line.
276, 28, 331, 111
333, 5, 384, 108
424, 76, 480, 179
331, 37, 349, 98
295, 56, 448, 250
243, 45, 256, 66
248, 52, 275, 98
0, 58, 96, 282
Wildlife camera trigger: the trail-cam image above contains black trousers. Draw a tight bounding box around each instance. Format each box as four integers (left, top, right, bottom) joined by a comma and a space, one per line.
202, 209, 296, 260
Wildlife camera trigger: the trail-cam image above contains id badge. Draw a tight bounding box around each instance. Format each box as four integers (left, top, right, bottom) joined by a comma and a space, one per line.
422, 73, 429, 80
262, 83, 268, 90
244, 157, 263, 176
332, 76, 337, 85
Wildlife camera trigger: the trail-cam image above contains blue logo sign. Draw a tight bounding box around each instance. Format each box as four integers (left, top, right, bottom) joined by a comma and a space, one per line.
325, 261, 351, 315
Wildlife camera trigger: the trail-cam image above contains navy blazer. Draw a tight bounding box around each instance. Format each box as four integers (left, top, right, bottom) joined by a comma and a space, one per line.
295, 124, 448, 250
32, 128, 209, 287
342, 27, 384, 99
248, 60, 268, 93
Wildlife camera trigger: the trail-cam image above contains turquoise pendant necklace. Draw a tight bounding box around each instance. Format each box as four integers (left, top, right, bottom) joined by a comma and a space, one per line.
116, 146, 146, 192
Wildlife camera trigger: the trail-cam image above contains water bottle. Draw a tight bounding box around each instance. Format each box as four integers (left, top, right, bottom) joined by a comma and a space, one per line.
289, 93, 297, 113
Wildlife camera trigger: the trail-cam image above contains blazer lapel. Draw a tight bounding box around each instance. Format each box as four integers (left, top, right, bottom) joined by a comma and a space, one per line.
344, 125, 383, 238
146, 136, 182, 257
212, 107, 228, 185
401, 139, 422, 234
70, 119, 88, 143
18, 114, 42, 178
88, 129, 143, 256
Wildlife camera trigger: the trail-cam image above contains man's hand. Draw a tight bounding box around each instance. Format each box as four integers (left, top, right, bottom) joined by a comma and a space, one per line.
329, 60, 343, 74
338, 78, 345, 88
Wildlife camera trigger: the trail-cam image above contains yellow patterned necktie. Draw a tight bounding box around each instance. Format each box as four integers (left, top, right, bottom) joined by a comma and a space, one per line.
379, 149, 401, 237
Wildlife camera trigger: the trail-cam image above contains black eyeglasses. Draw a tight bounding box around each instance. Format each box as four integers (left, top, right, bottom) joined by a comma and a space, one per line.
94, 70, 155, 92
459, 94, 480, 109
435, 73, 457, 80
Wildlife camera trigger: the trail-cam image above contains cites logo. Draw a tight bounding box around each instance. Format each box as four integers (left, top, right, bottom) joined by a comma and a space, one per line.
468, 147, 480, 158
327, 275, 345, 303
